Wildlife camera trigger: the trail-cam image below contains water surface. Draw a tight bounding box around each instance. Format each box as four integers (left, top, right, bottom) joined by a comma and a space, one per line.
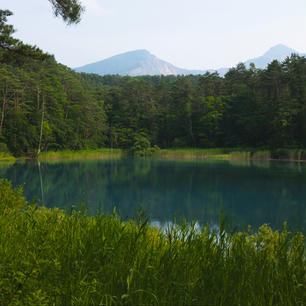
0, 158, 305, 231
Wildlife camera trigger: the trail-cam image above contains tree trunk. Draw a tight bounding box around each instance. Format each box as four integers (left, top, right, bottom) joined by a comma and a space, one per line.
37, 87, 40, 110
0, 80, 8, 135
37, 95, 45, 155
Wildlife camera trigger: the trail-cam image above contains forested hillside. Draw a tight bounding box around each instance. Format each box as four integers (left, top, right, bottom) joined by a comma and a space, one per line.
0, 11, 305, 156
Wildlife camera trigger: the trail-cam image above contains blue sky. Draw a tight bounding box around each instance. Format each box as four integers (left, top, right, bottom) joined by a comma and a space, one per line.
2, 0, 306, 69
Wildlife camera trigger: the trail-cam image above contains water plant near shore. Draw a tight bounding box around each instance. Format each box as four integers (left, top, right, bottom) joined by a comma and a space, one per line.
38, 148, 123, 160
0, 179, 305, 306
159, 148, 306, 161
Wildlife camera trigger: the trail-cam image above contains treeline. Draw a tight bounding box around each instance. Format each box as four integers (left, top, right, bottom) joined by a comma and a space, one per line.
0, 43, 306, 156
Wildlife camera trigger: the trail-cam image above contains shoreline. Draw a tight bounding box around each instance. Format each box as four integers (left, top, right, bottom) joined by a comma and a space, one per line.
1, 147, 305, 162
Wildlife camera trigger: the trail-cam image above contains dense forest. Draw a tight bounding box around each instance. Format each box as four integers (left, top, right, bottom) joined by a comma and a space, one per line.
0, 11, 305, 156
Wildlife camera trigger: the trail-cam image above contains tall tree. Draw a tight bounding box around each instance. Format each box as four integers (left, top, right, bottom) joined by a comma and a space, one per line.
0, 10, 18, 50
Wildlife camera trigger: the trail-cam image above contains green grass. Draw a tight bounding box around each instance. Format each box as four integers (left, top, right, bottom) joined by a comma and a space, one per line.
159, 148, 253, 160
0, 179, 305, 306
0, 152, 15, 162
251, 150, 271, 160
38, 148, 123, 160
271, 148, 306, 161
159, 148, 232, 160
159, 148, 306, 161
16, 147, 306, 162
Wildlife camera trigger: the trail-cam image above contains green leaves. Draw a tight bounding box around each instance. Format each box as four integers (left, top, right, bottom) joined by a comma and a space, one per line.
1, 23, 306, 156
0, 10, 19, 50
0, 179, 26, 212
0, 181, 305, 305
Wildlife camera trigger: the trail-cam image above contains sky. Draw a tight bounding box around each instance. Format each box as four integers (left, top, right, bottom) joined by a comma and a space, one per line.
2, 0, 306, 70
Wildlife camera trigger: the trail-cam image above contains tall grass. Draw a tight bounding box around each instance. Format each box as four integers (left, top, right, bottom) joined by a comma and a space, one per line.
0, 179, 305, 306
38, 148, 123, 160
159, 148, 306, 161
159, 148, 231, 159
251, 150, 271, 160
228, 151, 251, 160
0, 152, 15, 162
0, 143, 15, 162
271, 148, 306, 161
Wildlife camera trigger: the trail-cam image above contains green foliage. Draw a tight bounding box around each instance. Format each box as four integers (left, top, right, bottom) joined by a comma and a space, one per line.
0, 179, 26, 212
159, 148, 272, 161
48, 0, 84, 24
0, 14, 306, 158
129, 134, 160, 156
0, 10, 19, 50
0, 140, 15, 160
0, 181, 305, 305
38, 148, 123, 159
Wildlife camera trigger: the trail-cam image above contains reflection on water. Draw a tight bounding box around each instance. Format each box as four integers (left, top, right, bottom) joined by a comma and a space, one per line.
0, 158, 305, 231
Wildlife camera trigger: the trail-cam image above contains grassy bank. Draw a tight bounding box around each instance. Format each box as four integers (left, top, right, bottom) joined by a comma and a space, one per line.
11, 147, 306, 162
159, 148, 306, 161
1, 179, 305, 306
0, 152, 15, 162
38, 148, 123, 160
0, 143, 16, 162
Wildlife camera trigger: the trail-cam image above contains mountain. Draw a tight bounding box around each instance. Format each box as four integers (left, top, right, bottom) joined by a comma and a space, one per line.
74, 49, 205, 76
74, 44, 304, 76
243, 44, 304, 69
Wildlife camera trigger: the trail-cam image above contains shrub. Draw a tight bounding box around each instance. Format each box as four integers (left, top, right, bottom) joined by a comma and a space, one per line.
129, 135, 160, 156
0, 179, 26, 212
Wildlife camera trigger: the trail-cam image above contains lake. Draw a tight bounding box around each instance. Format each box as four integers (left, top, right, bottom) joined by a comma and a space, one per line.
0, 158, 305, 231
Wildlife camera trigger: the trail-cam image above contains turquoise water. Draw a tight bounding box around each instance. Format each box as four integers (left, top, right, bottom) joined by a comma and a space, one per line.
0, 158, 305, 231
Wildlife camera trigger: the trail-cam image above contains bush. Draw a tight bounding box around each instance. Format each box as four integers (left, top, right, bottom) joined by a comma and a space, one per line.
129, 134, 160, 156
0, 179, 26, 212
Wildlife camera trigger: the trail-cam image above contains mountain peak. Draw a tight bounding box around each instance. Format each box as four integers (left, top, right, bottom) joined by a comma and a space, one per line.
244, 44, 304, 69
74, 49, 189, 76
131, 49, 151, 54
117, 49, 152, 57
263, 44, 299, 58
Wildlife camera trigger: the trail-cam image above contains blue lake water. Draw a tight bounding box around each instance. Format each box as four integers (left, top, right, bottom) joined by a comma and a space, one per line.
0, 158, 305, 231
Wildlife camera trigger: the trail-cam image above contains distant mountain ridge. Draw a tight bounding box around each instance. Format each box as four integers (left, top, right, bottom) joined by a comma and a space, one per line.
243, 44, 303, 69
74, 44, 304, 77
74, 49, 205, 76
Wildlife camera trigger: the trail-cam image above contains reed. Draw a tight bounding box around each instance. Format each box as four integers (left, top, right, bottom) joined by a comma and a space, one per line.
271, 148, 306, 161
159, 148, 231, 159
159, 148, 306, 162
38, 149, 123, 160
0, 152, 15, 162
0, 179, 305, 306
251, 150, 271, 160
